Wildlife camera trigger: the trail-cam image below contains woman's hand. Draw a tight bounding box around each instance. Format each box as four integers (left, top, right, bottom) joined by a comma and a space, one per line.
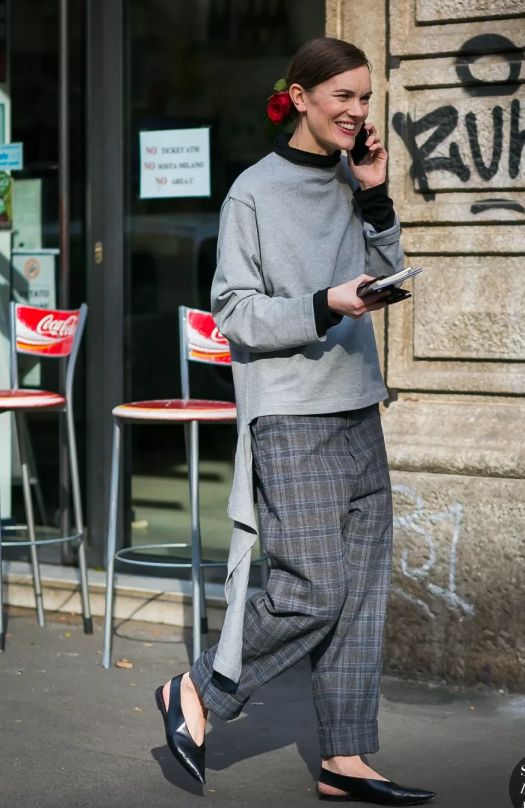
347, 123, 388, 190
327, 274, 389, 319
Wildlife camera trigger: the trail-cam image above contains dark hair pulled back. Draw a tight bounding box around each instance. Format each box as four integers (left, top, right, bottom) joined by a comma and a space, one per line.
286, 36, 370, 91
265, 37, 370, 131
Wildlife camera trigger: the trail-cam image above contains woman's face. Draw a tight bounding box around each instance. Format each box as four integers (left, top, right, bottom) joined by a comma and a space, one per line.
293, 65, 372, 155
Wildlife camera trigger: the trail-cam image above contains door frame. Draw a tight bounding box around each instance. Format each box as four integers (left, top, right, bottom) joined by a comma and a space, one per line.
85, 0, 125, 564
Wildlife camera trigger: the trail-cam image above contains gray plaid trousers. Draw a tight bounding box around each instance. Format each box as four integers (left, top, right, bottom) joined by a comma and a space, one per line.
190, 405, 393, 757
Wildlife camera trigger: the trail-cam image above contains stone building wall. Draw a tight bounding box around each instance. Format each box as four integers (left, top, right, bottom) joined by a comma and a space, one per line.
327, 0, 525, 689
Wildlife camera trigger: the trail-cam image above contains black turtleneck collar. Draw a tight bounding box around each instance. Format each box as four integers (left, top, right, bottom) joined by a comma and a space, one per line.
274, 133, 341, 168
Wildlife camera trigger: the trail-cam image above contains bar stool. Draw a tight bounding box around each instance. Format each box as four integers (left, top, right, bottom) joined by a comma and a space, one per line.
0, 302, 92, 650
103, 305, 258, 668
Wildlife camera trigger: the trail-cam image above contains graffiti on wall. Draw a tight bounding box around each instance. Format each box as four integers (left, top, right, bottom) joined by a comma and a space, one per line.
392, 34, 525, 214
392, 484, 475, 619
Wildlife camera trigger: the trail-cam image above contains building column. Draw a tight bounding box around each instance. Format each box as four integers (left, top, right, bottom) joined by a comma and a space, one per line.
328, 0, 525, 689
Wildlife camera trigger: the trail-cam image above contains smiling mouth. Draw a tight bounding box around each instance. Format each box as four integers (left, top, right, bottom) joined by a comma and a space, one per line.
335, 122, 358, 135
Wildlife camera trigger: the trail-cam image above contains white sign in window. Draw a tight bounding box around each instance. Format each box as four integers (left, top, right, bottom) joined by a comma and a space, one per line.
139, 128, 211, 199
12, 249, 58, 309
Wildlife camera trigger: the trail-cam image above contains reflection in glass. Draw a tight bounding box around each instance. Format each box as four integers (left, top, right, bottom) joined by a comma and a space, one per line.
125, 1, 324, 571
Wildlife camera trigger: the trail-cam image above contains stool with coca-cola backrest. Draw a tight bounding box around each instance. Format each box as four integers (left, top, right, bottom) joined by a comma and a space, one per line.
102, 305, 266, 669
0, 302, 92, 650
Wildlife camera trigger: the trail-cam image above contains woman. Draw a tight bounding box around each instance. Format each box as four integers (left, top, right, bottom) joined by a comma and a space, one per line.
156, 37, 435, 806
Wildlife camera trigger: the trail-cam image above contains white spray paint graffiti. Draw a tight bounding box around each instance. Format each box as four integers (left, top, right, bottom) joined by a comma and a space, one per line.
392, 484, 475, 618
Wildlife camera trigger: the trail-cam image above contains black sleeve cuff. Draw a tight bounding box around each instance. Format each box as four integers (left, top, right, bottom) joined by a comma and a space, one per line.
353, 182, 396, 232
313, 288, 343, 337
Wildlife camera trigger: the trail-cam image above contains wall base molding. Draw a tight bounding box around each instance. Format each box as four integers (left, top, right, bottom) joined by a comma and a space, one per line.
2, 561, 230, 632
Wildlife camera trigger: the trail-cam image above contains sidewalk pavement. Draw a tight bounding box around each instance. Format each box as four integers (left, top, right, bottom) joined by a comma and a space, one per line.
1, 607, 523, 808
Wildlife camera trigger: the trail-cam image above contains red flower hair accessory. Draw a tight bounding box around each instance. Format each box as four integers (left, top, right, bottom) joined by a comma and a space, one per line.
266, 78, 293, 125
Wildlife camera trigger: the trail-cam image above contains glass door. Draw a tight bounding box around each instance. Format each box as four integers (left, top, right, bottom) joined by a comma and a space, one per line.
7, 0, 86, 553
123, 0, 325, 572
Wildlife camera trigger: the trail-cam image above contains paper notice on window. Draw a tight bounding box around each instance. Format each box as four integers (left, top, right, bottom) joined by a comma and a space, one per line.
11, 249, 58, 309
139, 128, 211, 199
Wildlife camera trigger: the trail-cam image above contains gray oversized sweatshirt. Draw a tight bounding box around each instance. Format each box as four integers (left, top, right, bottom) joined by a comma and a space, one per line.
210, 147, 404, 683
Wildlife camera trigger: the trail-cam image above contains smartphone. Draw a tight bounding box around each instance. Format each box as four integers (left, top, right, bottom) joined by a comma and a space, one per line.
350, 126, 369, 164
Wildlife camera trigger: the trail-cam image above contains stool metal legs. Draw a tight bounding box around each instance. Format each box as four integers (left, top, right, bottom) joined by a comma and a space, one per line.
0, 410, 91, 645
184, 421, 208, 663
20, 407, 92, 632
0, 509, 4, 650
103, 417, 209, 669
21, 416, 47, 527
15, 412, 45, 627
103, 419, 121, 669
65, 404, 92, 634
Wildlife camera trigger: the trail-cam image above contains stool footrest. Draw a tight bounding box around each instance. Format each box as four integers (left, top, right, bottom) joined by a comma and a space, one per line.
0, 530, 83, 547
114, 543, 228, 570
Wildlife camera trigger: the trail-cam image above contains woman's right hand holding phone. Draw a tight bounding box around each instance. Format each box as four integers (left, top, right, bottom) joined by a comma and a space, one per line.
348, 123, 388, 191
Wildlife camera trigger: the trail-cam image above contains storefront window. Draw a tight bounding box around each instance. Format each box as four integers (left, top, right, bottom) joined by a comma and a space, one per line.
124, 1, 325, 568
8, 0, 86, 543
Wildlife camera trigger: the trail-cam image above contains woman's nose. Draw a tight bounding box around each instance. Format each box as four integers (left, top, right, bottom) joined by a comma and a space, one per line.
345, 98, 365, 117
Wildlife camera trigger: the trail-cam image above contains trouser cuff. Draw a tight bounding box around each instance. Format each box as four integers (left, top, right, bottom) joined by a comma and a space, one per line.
318, 720, 379, 757
190, 651, 246, 722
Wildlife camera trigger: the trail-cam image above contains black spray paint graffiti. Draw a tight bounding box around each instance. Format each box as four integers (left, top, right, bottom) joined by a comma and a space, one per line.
392, 34, 525, 214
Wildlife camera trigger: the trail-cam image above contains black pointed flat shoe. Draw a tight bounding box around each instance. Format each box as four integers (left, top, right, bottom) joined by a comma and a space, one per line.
155, 674, 206, 784
318, 768, 436, 805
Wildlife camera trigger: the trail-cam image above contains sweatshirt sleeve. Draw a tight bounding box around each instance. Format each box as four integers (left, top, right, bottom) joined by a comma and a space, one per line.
211, 197, 322, 353
353, 183, 395, 231
341, 159, 405, 279
361, 214, 405, 279
313, 288, 342, 336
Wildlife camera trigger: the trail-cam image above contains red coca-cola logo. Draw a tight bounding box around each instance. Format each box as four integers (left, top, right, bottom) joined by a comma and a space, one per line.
187, 310, 231, 365
16, 306, 81, 356
211, 325, 228, 345
36, 314, 78, 339
189, 311, 226, 342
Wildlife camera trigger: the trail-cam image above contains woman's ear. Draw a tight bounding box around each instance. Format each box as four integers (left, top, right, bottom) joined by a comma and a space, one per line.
288, 83, 307, 113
